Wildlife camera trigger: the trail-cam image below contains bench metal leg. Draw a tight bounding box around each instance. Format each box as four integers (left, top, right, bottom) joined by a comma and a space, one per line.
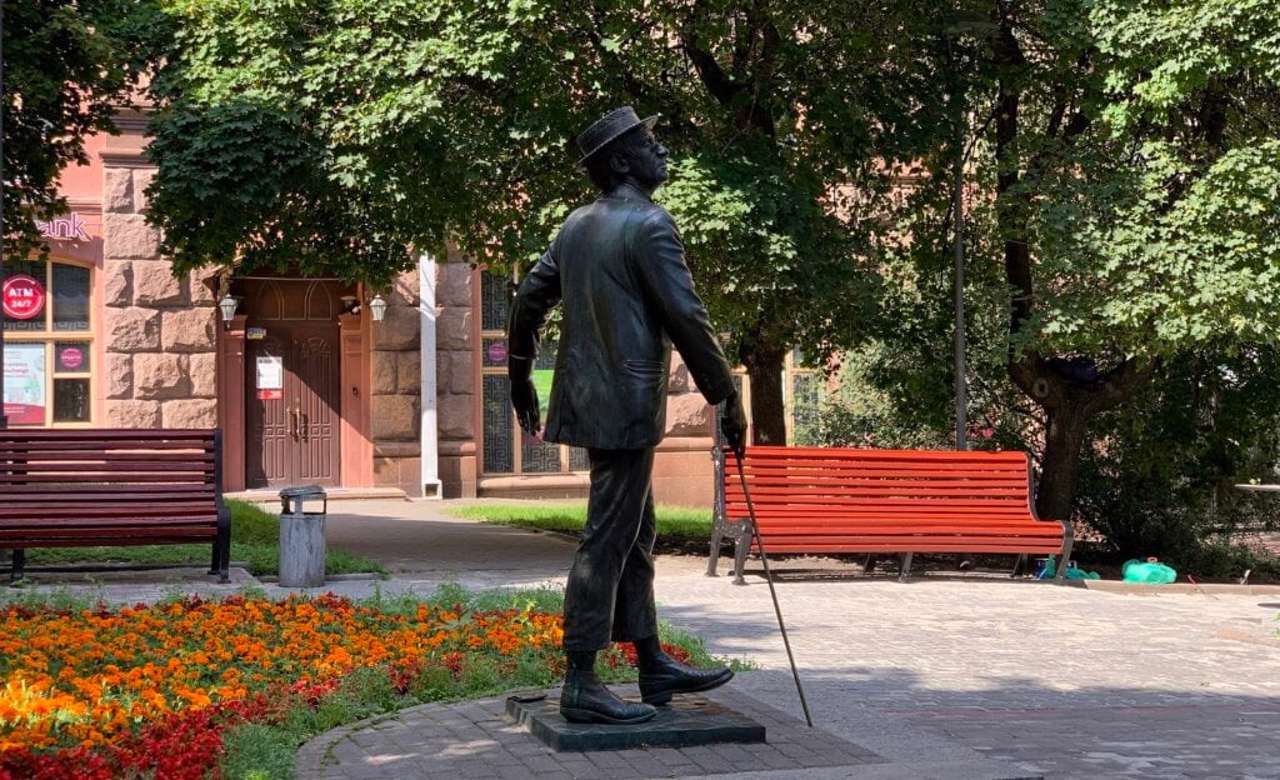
706, 526, 723, 577
209, 537, 221, 577
1054, 526, 1075, 584
1011, 553, 1028, 578
212, 510, 231, 583
9, 549, 25, 585
898, 552, 913, 583
732, 536, 749, 586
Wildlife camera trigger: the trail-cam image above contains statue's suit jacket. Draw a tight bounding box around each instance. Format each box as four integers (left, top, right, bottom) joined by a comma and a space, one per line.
508, 183, 736, 451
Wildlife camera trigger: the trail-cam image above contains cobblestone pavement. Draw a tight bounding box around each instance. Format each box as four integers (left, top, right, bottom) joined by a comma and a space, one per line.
294, 686, 969, 780
662, 572, 1280, 779
8, 500, 1280, 777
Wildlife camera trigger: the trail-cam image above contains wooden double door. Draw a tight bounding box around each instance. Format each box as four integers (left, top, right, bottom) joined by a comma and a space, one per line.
246, 323, 341, 488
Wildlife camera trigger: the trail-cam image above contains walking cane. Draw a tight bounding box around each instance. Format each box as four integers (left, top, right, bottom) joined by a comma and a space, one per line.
727, 439, 815, 728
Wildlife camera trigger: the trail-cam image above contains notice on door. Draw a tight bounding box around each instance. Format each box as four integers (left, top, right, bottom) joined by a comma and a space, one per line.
256, 355, 283, 401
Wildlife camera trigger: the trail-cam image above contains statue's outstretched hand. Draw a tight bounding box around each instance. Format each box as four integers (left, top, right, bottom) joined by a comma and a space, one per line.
508, 357, 541, 437
722, 391, 748, 460
512, 377, 541, 437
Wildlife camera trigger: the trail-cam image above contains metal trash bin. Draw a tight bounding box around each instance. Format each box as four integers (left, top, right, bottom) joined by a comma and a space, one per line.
278, 485, 328, 588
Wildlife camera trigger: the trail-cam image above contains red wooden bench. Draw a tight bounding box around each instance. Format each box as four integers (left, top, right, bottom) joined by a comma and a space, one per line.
707, 446, 1072, 584
0, 429, 231, 583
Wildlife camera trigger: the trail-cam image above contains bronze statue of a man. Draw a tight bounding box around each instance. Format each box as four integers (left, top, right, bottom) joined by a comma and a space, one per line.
507, 107, 749, 724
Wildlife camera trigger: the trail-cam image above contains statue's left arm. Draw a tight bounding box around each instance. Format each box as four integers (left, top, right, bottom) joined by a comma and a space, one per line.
631, 209, 736, 406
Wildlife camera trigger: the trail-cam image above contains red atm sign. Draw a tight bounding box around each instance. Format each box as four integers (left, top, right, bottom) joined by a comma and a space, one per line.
2, 275, 45, 320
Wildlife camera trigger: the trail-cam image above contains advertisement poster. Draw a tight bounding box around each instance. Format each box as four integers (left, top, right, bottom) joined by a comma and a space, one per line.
3, 343, 46, 425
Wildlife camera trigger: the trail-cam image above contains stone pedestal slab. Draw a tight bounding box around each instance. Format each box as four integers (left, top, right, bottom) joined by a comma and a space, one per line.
505, 693, 766, 752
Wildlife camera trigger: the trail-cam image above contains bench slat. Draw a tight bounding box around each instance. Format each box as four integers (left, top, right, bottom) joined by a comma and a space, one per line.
0, 531, 217, 547
0, 474, 212, 483
0, 503, 220, 518
0, 461, 211, 472
0, 452, 214, 463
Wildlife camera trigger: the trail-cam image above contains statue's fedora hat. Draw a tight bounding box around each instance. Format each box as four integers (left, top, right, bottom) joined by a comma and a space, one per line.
575, 106, 659, 166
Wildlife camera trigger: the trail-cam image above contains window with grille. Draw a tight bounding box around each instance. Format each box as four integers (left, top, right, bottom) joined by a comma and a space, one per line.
478, 269, 589, 475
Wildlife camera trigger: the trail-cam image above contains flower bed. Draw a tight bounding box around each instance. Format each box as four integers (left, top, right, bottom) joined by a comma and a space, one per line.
0, 591, 705, 779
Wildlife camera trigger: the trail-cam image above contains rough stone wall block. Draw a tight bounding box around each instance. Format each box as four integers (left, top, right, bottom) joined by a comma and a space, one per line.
106, 400, 162, 428
160, 308, 216, 352
372, 306, 420, 350
107, 354, 134, 399
438, 394, 474, 439
104, 169, 134, 214
437, 262, 474, 308
161, 398, 218, 428
371, 394, 420, 441
371, 352, 398, 394
664, 393, 713, 437
102, 214, 161, 260
397, 350, 421, 394
437, 309, 472, 351
104, 261, 133, 307
133, 259, 188, 306
134, 353, 192, 400
132, 169, 156, 214
188, 353, 218, 398
105, 307, 161, 352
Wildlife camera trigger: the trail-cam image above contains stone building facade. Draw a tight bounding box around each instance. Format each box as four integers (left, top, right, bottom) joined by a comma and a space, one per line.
6, 116, 820, 506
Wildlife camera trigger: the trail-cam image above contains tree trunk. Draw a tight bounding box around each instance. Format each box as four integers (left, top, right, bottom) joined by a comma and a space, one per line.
1035, 402, 1090, 521
742, 345, 788, 446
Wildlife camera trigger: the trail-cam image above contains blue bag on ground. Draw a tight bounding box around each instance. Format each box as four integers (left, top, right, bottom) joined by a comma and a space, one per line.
1122, 559, 1177, 584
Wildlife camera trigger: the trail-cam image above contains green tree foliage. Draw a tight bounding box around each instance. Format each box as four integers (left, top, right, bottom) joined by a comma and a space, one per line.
144, 0, 951, 443
3, 0, 166, 256
843, 0, 1280, 529
1074, 347, 1280, 576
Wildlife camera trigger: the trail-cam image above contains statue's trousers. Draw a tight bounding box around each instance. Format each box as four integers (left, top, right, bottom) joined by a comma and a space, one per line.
562, 446, 659, 651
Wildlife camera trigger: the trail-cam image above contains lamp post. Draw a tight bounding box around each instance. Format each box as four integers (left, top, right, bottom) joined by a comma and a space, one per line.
941, 16, 996, 451
948, 33, 966, 451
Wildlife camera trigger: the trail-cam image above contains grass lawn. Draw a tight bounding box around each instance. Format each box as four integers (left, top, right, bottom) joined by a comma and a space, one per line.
449, 502, 713, 548
22, 499, 384, 576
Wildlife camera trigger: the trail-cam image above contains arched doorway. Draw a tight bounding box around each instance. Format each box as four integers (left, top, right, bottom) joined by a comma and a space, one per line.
239, 278, 352, 488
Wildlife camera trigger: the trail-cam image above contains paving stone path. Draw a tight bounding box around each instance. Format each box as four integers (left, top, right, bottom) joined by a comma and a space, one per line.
9, 499, 1280, 777
295, 686, 929, 780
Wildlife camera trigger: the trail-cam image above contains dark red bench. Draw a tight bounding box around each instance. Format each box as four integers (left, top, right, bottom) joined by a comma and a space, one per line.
0, 429, 230, 583
707, 446, 1072, 583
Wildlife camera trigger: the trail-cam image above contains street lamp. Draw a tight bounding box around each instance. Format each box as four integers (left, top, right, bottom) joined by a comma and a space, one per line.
218, 294, 240, 328
367, 293, 388, 322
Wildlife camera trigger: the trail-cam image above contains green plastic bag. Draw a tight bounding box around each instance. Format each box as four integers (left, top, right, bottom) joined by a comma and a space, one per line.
1122, 559, 1177, 584
1038, 556, 1101, 580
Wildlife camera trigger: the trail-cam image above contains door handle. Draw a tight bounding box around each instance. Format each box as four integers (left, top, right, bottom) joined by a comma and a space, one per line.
290, 407, 300, 440
301, 411, 309, 441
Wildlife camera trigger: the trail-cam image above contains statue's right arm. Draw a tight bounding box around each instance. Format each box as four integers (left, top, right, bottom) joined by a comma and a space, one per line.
507, 235, 563, 363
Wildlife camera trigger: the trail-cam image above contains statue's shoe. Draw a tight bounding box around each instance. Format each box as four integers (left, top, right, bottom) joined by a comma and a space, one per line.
559, 672, 657, 725
639, 656, 735, 705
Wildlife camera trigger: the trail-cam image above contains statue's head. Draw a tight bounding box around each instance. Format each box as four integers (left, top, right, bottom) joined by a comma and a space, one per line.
575, 106, 667, 194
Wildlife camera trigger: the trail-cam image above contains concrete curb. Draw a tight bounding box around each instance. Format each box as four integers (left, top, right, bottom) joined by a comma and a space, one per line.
1078, 580, 1280, 596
